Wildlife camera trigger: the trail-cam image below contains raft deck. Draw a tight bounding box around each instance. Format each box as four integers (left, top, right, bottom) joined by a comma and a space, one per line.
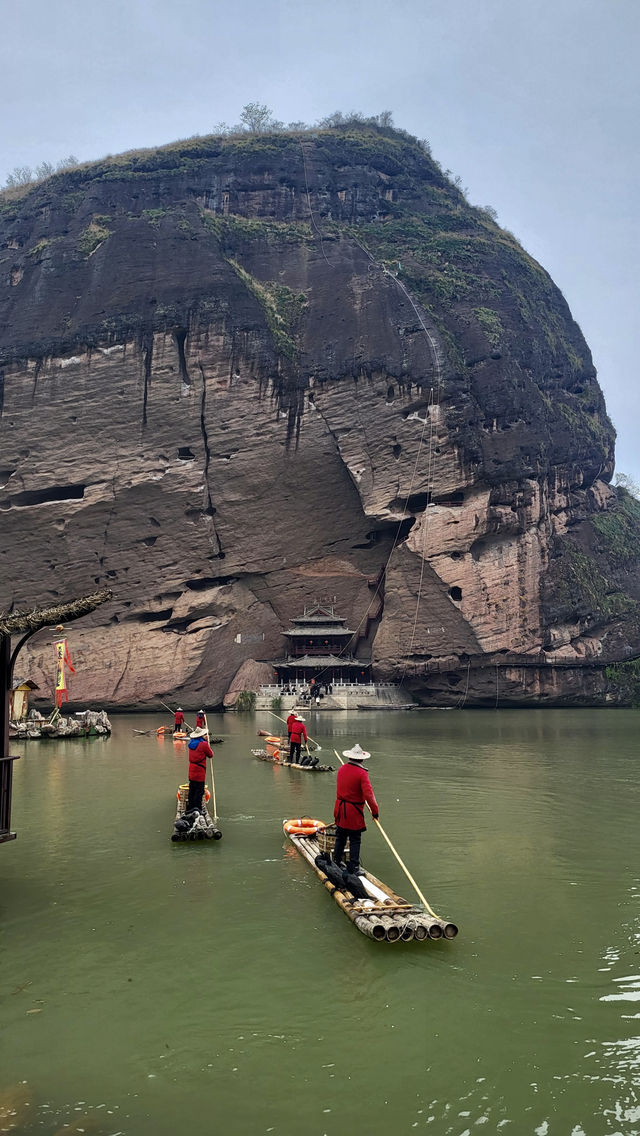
171, 784, 222, 842
284, 821, 458, 943
251, 748, 333, 772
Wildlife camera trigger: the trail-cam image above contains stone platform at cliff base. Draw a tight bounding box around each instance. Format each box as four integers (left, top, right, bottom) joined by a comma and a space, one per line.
254, 683, 414, 711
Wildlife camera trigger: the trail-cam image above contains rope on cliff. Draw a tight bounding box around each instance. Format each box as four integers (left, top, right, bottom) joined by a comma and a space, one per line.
298, 381, 435, 689
402, 385, 438, 677
348, 233, 449, 686
298, 139, 332, 266
290, 165, 447, 687
457, 657, 472, 709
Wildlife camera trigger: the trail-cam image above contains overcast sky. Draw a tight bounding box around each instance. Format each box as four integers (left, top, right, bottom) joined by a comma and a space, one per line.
2, 0, 638, 482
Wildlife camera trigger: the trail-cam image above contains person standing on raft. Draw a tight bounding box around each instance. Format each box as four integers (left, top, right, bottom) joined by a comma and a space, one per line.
286, 710, 297, 746
333, 743, 379, 874
186, 727, 213, 812
174, 707, 185, 734
195, 709, 206, 729
288, 715, 308, 764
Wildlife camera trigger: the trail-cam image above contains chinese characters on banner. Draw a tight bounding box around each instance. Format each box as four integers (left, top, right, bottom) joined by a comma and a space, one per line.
54, 639, 75, 707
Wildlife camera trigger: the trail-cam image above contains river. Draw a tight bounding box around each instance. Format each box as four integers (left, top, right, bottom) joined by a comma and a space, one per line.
1, 708, 639, 1135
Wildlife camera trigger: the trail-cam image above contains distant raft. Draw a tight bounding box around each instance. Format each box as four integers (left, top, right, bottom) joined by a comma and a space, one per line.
283, 818, 459, 943
252, 734, 332, 772
171, 784, 222, 842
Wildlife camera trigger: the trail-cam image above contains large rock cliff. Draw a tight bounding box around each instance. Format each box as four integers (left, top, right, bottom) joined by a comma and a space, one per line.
1, 125, 639, 706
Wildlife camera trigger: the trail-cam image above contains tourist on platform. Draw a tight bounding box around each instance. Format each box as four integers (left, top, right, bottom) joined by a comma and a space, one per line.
174, 707, 185, 734
186, 727, 213, 812
195, 709, 206, 729
288, 715, 308, 764
333, 743, 379, 874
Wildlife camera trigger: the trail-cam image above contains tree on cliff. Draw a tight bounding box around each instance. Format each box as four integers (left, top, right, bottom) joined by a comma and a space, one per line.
239, 102, 284, 133
3, 154, 79, 190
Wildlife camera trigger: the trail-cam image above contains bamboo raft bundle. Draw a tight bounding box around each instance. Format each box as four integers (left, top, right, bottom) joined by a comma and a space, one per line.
171, 784, 222, 842
283, 819, 458, 943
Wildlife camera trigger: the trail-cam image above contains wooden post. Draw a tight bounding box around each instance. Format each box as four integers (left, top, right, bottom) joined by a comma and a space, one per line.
0, 634, 19, 844
203, 713, 218, 823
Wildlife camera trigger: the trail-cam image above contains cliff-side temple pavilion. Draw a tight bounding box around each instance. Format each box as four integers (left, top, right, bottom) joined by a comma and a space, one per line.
272, 603, 371, 686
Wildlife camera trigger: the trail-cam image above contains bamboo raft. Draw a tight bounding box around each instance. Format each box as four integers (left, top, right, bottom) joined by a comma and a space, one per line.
251, 748, 333, 772
284, 819, 458, 943
252, 733, 332, 772
171, 784, 222, 842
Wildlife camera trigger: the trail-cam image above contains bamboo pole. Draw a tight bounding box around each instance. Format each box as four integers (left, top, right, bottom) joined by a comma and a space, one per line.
267, 709, 322, 751
333, 748, 447, 924
159, 698, 193, 733
203, 713, 218, 823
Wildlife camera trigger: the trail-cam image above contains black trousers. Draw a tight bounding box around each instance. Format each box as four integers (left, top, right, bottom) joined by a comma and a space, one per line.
289, 741, 302, 763
187, 779, 205, 812
333, 826, 362, 873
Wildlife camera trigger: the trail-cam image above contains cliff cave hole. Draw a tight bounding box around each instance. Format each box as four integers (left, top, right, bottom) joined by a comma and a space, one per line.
406, 491, 430, 513
395, 517, 416, 542
136, 608, 174, 623
173, 328, 190, 387
149, 517, 161, 527
143, 537, 157, 547
392, 443, 402, 460
449, 586, 463, 602
386, 385, 395, 403
8, 484, 85, 508
450, 551, 462, 561
177, 447, 195, 461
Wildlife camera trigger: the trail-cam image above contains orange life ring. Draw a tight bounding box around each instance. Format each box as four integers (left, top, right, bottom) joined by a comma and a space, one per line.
284, 817, 325, 836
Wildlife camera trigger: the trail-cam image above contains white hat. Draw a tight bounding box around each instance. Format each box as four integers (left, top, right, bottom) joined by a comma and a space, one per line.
342, 743, 371, 761
295, 715, 306, 722
190, 727, 208, 739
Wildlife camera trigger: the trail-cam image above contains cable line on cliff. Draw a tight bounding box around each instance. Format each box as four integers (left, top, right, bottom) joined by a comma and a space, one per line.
296, 145, 447, 687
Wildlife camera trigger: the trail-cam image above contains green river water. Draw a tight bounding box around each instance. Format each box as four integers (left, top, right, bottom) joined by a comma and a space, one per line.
1, 708, 639, 1136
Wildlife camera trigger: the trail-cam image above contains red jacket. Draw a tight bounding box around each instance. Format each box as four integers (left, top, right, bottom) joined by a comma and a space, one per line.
174, 711, 185, 728
286, 713, 297, 734
188, 738, 213, 782
334, 762, 379, 831
195, 713, 206, 728
289, 720, 308, 745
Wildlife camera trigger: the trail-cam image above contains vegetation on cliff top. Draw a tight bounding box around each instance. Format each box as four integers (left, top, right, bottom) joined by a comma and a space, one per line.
0, 105, 613, 477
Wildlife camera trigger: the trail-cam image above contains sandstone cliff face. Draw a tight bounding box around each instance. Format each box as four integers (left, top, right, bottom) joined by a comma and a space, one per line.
1, 127, 638, 706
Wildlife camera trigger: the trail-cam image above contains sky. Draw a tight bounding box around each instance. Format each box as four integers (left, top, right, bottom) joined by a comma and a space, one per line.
1, 0, 638, 483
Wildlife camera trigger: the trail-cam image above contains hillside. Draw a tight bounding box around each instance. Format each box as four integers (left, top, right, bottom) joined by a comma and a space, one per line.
1, 124, 638, 706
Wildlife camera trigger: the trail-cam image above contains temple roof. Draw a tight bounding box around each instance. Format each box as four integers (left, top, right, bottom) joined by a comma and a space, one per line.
289, 603, 348, 627
285, 626, 354, 637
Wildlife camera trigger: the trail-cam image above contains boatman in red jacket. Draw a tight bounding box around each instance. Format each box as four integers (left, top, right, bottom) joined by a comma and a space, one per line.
195, 709, 206, 729
174, 707, 185, 734
333, 743, 379, 874
286, 710, 297, 746
186, 727, 213, 812
288, 715, 308, 764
